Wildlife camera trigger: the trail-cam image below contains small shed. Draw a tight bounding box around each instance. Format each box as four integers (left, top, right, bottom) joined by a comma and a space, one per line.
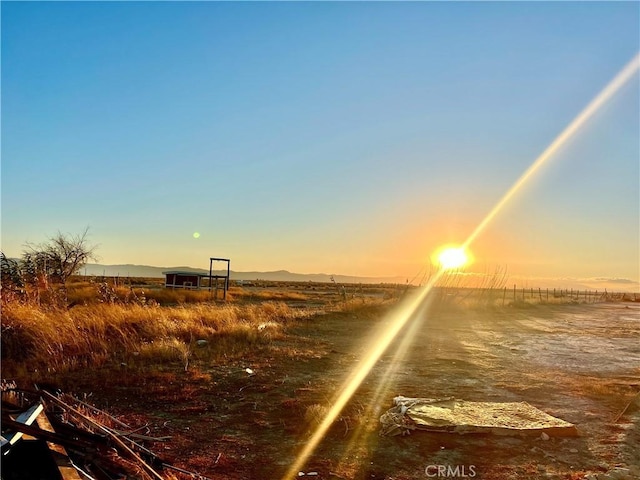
163, 271, 209, 290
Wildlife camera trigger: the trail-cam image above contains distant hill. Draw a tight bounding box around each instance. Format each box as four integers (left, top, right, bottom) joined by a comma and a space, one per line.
80, 263, 407, 285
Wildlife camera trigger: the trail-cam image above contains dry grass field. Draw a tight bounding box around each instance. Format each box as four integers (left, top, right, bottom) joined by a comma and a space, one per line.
2, 278, 639, 479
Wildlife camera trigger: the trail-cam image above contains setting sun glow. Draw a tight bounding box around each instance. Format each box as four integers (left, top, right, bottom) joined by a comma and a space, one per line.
437, 247, 469, 270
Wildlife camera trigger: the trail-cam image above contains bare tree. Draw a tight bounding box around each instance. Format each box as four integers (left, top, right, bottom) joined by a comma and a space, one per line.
22, 228, 98, 286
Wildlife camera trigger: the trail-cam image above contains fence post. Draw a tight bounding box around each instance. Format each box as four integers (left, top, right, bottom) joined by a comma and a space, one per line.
513, 284, 516, 302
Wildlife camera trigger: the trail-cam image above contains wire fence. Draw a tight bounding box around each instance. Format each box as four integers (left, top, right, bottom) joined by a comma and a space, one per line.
432, 285, 639, 307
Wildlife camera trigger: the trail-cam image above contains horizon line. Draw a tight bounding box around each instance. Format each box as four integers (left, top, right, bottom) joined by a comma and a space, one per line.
77, 262, 639, 291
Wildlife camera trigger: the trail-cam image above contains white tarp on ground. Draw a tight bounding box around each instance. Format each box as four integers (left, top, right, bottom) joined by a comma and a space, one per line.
380, 396, 578, 437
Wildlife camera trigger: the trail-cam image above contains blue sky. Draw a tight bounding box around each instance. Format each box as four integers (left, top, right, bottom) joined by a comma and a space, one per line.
2, 2, 638, 288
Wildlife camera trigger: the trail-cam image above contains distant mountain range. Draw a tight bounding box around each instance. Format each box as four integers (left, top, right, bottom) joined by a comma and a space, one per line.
80, 263, 407, 285
8, 259, 635, 291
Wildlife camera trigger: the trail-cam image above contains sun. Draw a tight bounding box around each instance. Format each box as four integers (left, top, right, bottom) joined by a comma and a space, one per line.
437, 246, 469, 270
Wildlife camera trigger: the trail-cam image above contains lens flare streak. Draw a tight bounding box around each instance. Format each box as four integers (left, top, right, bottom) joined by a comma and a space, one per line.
282, 271, 445, 479
283, 52, 639, 479
334, 294, 436, 471
463, 53, 640, 250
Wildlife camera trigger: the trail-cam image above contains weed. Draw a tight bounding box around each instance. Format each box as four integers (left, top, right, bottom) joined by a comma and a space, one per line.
304, 403, 330, 429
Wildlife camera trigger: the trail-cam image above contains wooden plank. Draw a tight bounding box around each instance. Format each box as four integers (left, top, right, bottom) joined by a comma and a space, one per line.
2, 401, 43, 449
42, 391, 164, 480
1, 417, 96, 452
110, 429, 172, 442
35, 411, 84, 480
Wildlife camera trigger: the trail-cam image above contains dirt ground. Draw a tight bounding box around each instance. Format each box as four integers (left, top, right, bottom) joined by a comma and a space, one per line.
55, 298, 640, 480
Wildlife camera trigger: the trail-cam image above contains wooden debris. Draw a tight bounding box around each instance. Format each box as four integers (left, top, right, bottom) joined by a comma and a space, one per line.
1, 387, 213, 480
110, 428, 172, 442
35, 410, 84, 480
1, 401, 43, 449
42, 390, 164, 480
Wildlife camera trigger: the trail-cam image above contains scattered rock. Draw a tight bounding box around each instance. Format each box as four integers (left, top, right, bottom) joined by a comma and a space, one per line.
196, 339, 208, 347
569, 448, 579, 453
540, 432, 550, 441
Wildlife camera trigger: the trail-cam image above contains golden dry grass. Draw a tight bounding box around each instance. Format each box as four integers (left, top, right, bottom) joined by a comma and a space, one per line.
2, 275, 395, 384
229, 286, 310, 302
66, 281, 222, 305
1, 300, 311, 379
